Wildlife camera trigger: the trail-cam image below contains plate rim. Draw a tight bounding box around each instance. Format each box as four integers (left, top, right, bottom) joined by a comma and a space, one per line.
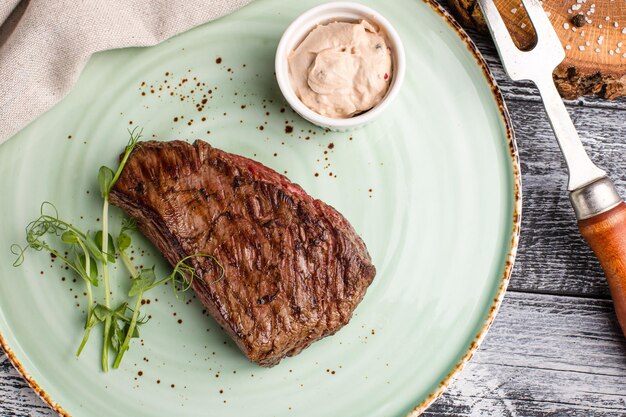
407, 0, 521, 415
0, 1, 522, 416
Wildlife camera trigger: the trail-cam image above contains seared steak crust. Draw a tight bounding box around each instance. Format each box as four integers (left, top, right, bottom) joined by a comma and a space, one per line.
110, 140, 376, 366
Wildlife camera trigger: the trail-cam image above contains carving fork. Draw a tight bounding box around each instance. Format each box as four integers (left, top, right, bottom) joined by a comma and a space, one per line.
478, 0, 626, 336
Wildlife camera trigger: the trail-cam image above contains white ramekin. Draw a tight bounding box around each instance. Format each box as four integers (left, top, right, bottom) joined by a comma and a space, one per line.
275, 2, 406, 131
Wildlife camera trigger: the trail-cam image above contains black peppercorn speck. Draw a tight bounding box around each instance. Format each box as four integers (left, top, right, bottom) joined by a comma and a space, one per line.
572, 14, 585, 28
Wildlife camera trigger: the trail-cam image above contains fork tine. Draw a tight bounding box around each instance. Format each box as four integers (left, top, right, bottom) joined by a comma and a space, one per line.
519, 0, 565, 54
478, 0, 526, 79
478, 0, 519, 53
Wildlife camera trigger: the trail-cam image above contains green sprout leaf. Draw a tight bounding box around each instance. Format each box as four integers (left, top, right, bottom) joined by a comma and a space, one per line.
98, 166, 115, 198
61, 231, 79, 244
121, 218, 137, 234
83, 232, 105, 262
129, 267, 156, 297
117, 232, 131, 252
110, 319, 124, 352
74, 253, 99, 286
84, 309, 98, 330
113, 302, 130, 320
123, 322, 140, 339
93, 304, 113, 322
95, 231, 116, 262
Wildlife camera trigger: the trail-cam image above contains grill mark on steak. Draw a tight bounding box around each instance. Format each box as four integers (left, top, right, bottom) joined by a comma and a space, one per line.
109, 140, 376, 366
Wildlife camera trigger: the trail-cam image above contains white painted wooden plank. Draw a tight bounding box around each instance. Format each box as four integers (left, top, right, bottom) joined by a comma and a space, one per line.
2, 292, 625, 416
0, 355, 55, 416
506, 99, 626, 298
427, 292, 626, 416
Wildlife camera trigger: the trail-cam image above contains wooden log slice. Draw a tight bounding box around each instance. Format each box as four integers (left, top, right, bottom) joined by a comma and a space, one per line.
447, 0, 626, 99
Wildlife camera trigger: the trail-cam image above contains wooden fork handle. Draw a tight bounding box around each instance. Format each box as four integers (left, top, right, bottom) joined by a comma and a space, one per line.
579, 202, 626, 336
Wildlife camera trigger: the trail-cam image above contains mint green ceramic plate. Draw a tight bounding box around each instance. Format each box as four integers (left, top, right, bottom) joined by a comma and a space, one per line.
0, 0, 520, 416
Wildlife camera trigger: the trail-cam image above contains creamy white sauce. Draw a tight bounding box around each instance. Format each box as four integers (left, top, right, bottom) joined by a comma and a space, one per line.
288, 20, 393, 118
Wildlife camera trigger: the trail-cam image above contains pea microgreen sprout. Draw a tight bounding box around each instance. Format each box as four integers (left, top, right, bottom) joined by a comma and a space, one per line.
63, 230, 100, 357
11, 202, 102, 356
11, 127, 226, 371
97, 127, 141, 372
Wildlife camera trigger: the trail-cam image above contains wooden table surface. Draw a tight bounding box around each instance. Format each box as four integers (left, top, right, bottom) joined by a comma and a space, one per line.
2, 5, 626, 416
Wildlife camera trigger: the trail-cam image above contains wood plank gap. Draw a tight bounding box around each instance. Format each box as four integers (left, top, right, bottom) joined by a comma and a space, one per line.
506, 287, 612, 301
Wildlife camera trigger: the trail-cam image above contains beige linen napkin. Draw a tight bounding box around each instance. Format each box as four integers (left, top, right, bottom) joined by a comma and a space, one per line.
0, 0, 253, 143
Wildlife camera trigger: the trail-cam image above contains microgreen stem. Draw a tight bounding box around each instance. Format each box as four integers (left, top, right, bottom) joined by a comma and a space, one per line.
76, 325, 91, 357
120, 251, 137, 279
77, 240, 94, 310
99, 128, 141, 372
101, 199, 111, 372
112, 292, 141, 369
75, 240, 94, 357
113, 250, 140, 368
111, 141, 138, 186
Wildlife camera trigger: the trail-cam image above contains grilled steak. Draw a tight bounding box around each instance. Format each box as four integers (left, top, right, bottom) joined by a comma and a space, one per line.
110, 140, 376, 366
